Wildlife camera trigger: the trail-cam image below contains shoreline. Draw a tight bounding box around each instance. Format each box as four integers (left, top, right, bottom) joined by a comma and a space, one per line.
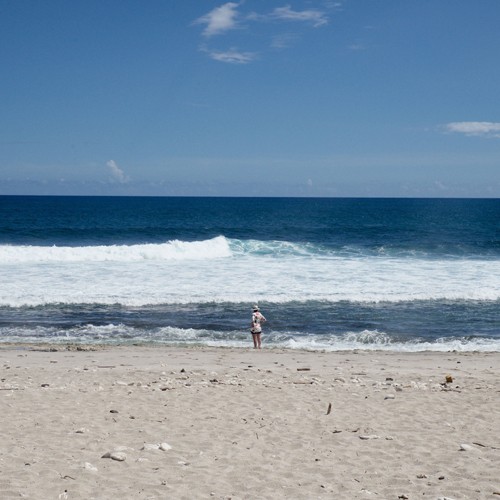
1, 346, 499, 499
1, 340, 499, 354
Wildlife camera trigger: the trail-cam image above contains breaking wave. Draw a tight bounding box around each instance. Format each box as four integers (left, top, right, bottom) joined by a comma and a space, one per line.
1, 324, 498, 352
0, 236, 232, 263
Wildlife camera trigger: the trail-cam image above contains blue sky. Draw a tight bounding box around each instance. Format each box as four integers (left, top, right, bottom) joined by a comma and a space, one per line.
1, 0, 499, 197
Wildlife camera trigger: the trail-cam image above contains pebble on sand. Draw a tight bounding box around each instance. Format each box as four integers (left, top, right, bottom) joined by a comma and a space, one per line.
141, 442, 172, 451
141, 443, 161, 451
101, 451, 127, 461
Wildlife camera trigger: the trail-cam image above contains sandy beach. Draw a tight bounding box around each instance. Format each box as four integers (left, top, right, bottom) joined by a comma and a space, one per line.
0, 345, 498, 500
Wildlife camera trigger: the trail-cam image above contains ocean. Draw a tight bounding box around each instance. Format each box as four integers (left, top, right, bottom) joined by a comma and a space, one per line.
1, 195, 499, 351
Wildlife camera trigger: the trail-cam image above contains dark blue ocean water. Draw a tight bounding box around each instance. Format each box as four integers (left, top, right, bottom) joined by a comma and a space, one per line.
1, 196, 499, 350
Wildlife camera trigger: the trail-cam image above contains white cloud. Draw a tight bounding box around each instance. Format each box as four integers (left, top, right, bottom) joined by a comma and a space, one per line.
444, 122, 500, 138
106, 160, 129, 183
194, 2, 240, 37
208, 49, 256, 64
270, 5, 329, 27
194, 3, 331, 63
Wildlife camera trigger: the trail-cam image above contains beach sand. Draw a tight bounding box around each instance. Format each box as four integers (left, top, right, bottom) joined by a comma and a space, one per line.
0, 345, 498, 500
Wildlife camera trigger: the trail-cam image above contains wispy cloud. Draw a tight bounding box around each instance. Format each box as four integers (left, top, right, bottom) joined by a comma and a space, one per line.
194, 2, 240, 37
269, 5, 329, 27
194, 2, 332, 63
444, 121, 500, 138
208, 48, 257, 64
106, 160, 129, 183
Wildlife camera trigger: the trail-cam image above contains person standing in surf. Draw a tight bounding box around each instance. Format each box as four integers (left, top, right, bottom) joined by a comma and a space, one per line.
250, 305, 266, 349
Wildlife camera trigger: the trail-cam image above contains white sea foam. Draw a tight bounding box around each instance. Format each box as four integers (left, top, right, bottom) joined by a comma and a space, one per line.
282, 334, 500, 352
1, 324, 498, 352
0, 236, 231, 263
1, 237, 499, 307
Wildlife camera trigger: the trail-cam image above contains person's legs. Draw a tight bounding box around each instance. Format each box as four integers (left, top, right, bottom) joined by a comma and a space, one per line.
255, 333, 261, 349
252, 333, 258, 348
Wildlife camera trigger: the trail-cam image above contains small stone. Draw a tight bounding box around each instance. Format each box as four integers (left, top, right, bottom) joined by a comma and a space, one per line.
111, 452, 127, 461
384, 394, 395, 400
445, 374, 453, 383
359, 435, 380, 440
459, 443, 473, 451
110, 409, 119, 414
102, 451, 126, 461
159, 442, 172, 451
83, 462, 98, 472
416, 473, 427, 479
141, 443, 160, 451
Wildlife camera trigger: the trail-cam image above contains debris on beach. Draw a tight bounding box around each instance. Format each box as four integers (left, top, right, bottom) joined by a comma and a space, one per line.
101, 451, 127, 461
141, 442, 172, 451
83, 462, 98, 472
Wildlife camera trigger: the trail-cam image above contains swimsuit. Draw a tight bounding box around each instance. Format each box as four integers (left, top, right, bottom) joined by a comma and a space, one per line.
251, 311, 266, 334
